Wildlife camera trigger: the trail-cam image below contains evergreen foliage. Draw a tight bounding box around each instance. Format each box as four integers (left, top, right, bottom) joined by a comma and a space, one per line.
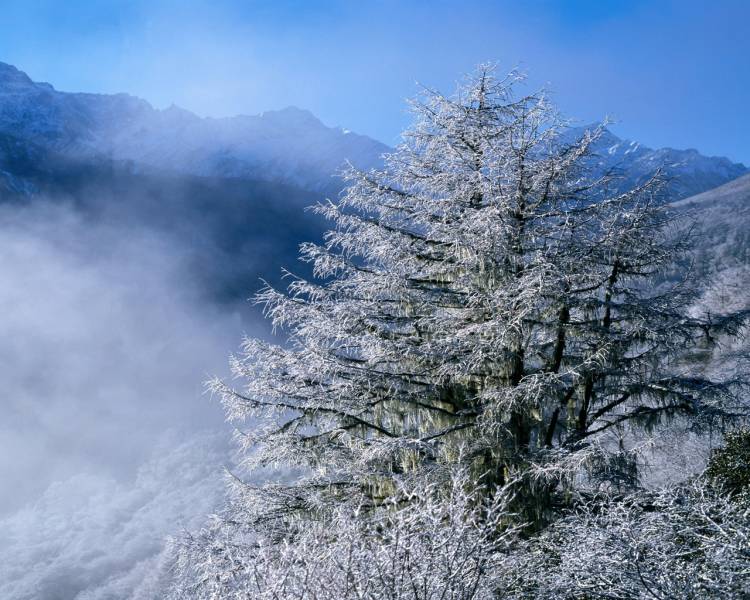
706, 426, 750, 496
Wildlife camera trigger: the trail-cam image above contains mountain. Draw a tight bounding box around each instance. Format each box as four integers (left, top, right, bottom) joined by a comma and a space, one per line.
0, 60, 747, 310
674, 173, 750, 287
1, 60, 746, 201
0, 62, 388, 194
573, 125, 748, 201
2, 62, 746, 200
0, 136, 327, 304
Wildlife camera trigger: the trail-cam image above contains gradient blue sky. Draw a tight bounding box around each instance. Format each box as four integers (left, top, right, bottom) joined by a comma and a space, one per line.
1, 0, 748, 163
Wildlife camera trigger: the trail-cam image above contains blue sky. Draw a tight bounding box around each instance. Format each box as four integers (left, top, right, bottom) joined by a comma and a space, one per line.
1, 0, 748, 163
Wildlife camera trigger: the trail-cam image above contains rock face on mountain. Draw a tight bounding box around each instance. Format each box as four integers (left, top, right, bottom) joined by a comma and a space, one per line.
0, 62, 388, 194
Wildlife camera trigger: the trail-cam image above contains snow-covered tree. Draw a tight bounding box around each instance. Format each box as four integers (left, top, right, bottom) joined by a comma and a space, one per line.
500, 428, 750, 598
208, 65, 746, 531
165, 63, 750, 599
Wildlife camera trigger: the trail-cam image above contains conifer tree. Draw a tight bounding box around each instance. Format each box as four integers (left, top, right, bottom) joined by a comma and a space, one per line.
211, 66, 748, 531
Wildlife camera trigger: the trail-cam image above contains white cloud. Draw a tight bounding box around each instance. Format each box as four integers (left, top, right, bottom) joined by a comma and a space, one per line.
0, 432, 225, 600
0, 200, 243, 597
0, 201, 238, 512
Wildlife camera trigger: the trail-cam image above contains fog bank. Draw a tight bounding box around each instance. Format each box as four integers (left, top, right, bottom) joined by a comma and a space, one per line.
0, 200, 249, 597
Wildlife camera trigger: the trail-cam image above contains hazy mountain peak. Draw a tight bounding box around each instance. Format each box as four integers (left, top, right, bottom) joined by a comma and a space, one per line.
0, 61, 35, 88
0, 61, 389, 193
259, 105, 320, 123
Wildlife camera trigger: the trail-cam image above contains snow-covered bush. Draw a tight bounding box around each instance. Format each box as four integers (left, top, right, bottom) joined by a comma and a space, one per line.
168, 468, 521, 600
505, 476, 750, 598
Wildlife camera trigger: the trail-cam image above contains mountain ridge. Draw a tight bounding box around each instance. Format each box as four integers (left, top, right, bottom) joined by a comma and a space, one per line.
569, 123, 747, 201
0, 61, 746, 200
0, 61, 388, 194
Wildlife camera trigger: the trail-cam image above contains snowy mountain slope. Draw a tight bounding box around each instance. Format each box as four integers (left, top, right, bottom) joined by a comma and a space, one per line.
0, 62, 388, 193
675, 172, 750, 211
104, 105, 387, 193
673, 173, 750, 286
572, 125, 748, 201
